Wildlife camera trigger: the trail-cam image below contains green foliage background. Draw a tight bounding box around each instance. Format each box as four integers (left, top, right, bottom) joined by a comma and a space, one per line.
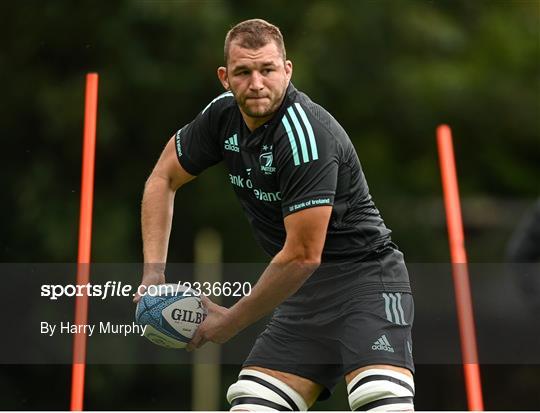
0, 0, 538, 410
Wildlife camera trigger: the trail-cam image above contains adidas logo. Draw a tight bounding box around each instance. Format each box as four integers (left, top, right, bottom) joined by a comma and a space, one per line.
224, 134, 239, 152
372, 334, 394, 353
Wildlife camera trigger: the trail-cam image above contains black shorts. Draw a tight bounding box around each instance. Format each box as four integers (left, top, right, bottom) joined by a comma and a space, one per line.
242, 250, 414, 400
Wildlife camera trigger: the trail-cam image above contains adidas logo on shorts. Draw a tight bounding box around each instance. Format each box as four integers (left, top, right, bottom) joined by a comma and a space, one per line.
224, 134, 240, 152
372, 334, 395, 353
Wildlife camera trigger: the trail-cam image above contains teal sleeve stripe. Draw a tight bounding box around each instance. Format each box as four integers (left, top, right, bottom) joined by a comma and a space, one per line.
294, 103, 318, 161
287, 107, 310, 163
202, 91, 234, 114
281, 116, 300, 166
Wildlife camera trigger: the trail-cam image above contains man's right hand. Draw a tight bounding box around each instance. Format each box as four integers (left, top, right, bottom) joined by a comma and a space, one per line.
133, 272, 166, 303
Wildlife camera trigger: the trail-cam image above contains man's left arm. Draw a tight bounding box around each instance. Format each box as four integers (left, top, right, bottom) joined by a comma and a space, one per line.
187, 205, 331, 349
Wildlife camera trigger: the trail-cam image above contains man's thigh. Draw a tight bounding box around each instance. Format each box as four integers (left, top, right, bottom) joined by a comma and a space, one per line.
246, 365, 324, 408
345, 364, 413, 384
337, 292, 415, 374
241, 319, 343, 402
339, 291, 415, 412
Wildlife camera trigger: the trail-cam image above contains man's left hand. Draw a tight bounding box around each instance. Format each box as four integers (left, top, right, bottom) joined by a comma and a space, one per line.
186, 296, 240, 351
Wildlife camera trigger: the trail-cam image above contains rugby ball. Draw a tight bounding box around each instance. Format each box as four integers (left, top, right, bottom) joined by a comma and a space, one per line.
135, 284, 206, 349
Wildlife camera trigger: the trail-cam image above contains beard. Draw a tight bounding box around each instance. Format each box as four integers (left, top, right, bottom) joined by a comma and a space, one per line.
234, 88, 286, 119
240, 100, 274, 118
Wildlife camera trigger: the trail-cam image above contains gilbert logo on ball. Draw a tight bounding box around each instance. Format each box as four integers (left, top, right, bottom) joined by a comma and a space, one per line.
135, 284, 207, 349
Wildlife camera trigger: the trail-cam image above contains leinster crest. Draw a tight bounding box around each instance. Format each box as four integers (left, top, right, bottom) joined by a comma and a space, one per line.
259, 151, 276, 175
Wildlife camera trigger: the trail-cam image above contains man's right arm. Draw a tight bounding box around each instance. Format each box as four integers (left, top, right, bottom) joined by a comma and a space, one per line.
135, 136, 195, 302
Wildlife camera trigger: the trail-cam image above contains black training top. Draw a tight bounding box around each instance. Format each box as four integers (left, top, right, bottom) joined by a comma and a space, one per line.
175, 83, 392, 262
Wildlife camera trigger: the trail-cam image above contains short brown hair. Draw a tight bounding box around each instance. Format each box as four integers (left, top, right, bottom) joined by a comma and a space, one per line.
224, 19, 286, 64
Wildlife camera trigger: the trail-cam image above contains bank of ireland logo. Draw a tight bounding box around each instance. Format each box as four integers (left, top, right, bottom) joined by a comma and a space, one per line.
175, 128, 183, 157
260, 145, 276, 175
224, 134, 239, 152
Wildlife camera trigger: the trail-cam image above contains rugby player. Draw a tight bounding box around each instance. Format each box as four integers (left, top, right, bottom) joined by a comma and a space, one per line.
137, 19, 415, 411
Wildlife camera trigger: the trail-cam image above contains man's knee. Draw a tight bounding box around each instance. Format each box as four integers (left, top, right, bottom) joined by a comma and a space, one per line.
347, 367, 415, 411
227, 368, 310, 411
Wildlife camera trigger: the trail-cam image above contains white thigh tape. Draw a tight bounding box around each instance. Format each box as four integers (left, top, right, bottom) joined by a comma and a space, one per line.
347, 369, 414, 411
227, 369, 308, 411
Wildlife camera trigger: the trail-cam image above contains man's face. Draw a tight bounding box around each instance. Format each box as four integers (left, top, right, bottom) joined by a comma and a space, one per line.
218, 41, 292, 124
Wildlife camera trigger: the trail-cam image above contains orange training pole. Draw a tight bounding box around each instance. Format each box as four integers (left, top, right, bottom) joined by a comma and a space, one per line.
436, 124, 484, 411
71, 73, 98, 411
